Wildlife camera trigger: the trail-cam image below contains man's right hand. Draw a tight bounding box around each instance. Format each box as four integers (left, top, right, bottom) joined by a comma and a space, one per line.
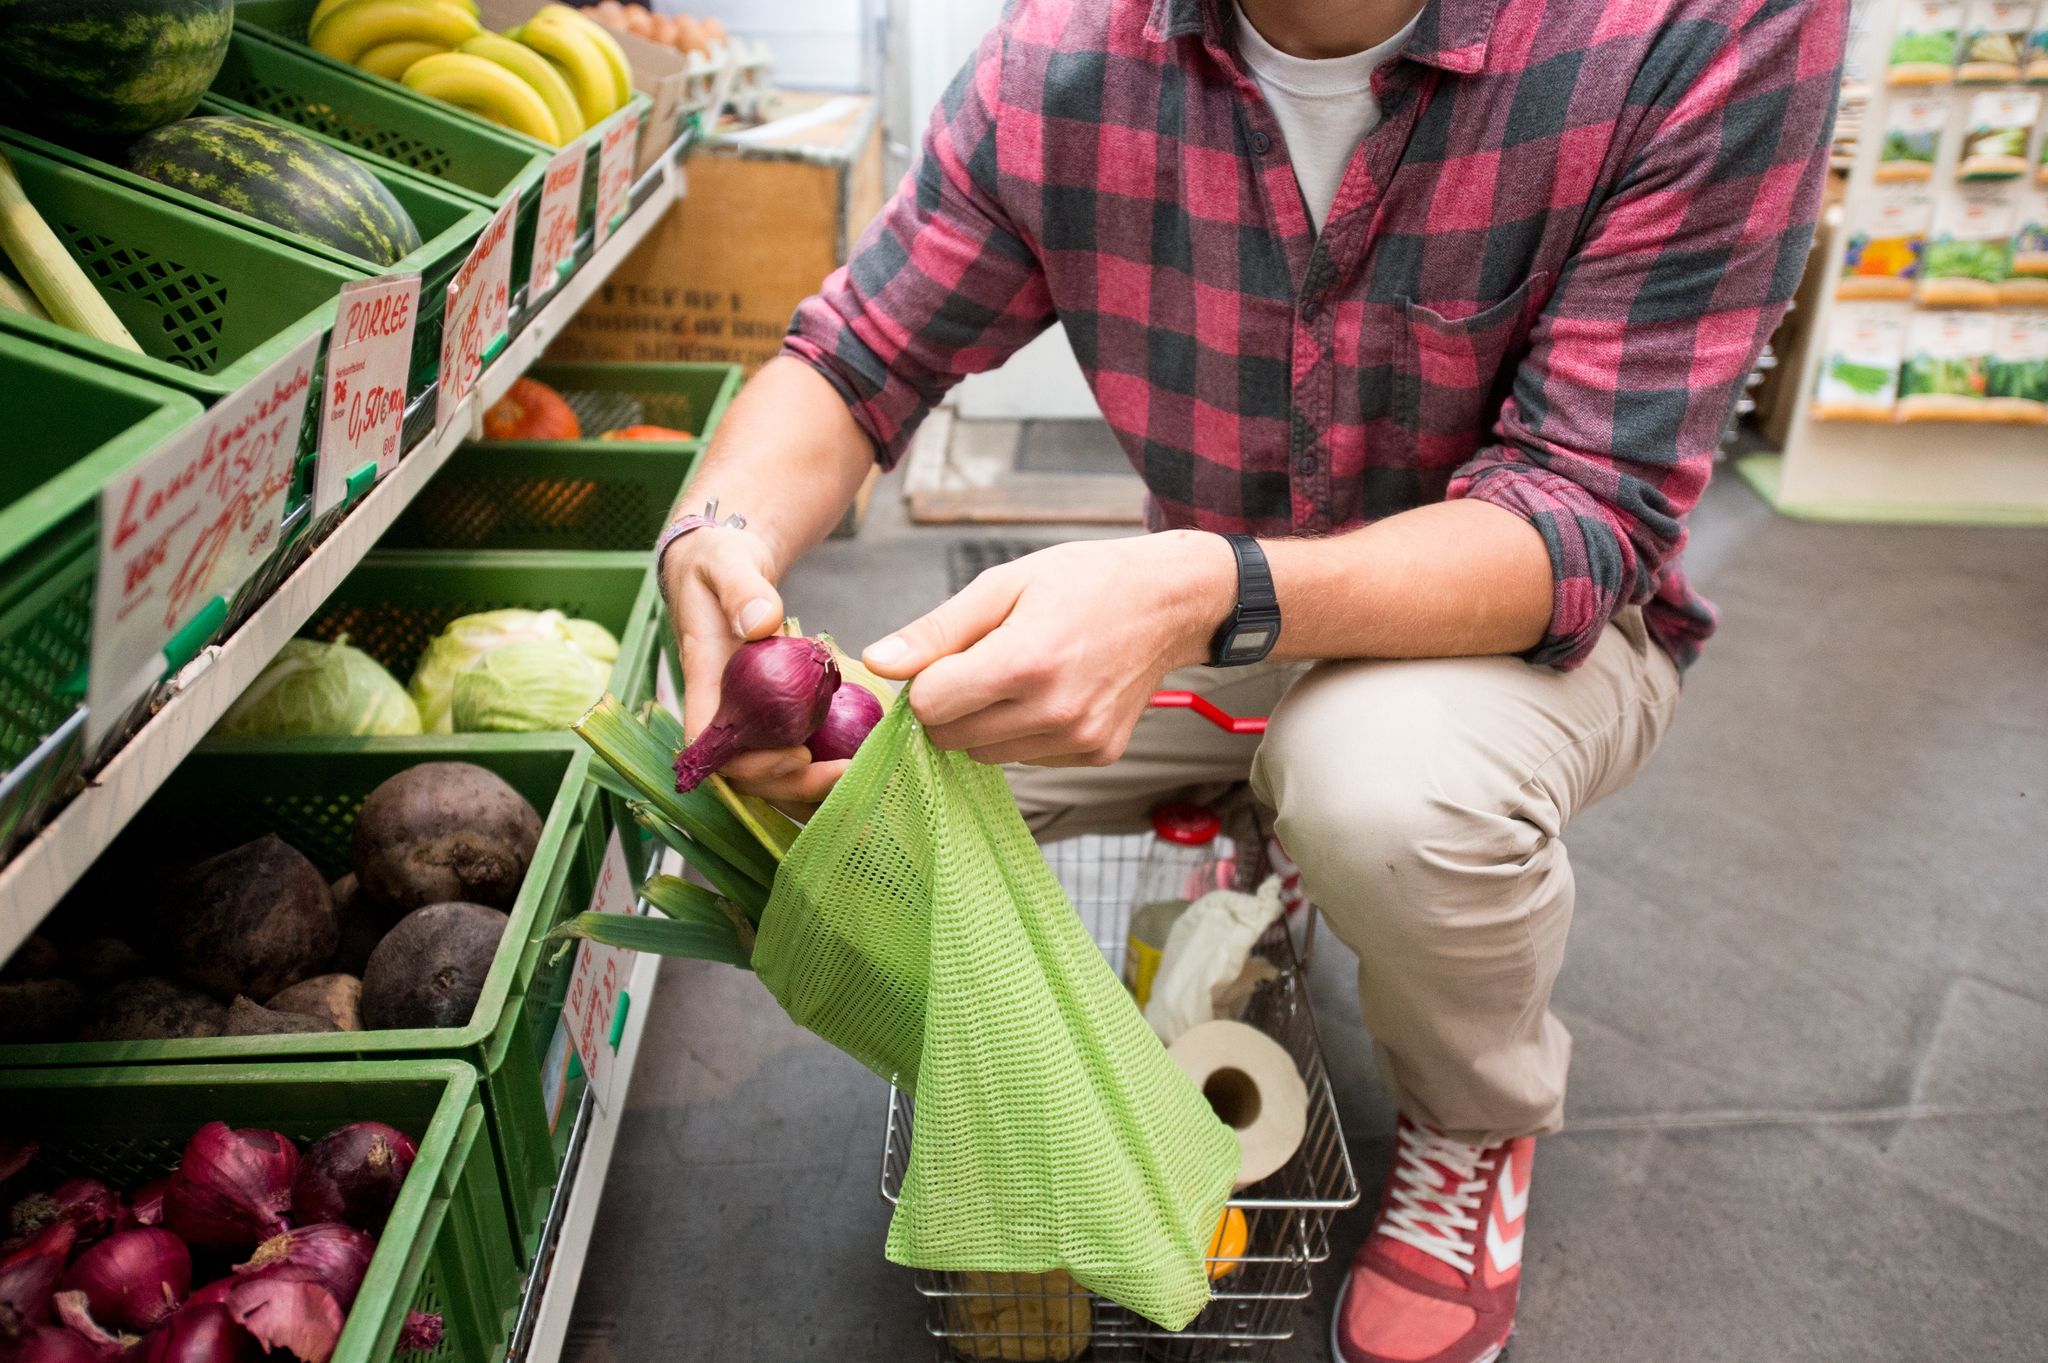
664, 524, 851, 805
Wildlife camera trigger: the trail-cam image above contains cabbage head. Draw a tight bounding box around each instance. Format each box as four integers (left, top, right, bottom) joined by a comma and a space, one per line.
450, 638, 611, 733
409, 609, 622, 732
215, 637, 421, 738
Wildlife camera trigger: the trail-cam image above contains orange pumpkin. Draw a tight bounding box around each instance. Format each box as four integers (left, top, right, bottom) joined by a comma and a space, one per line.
483, 378, 580, 441
600, 423, 696, 442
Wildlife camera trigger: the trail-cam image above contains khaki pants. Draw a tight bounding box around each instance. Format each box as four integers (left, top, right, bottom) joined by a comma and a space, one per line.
1008, 610, 1681, 1145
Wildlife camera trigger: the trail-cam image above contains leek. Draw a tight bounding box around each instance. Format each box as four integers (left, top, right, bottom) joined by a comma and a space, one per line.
548, 910, 752, 969
0, 150, 141, 351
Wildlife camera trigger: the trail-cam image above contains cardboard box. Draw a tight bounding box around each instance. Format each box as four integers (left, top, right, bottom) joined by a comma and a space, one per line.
547, 91, 885, 375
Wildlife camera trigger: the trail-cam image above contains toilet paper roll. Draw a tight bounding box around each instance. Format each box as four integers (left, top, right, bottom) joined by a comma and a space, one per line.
1167, 1019, 1309, 1189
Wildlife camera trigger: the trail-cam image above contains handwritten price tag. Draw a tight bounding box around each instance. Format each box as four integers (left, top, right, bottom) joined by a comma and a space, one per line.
562, 827, 640, 1112
436, 197, 517, 433
315, 273, 419, 513
594, 104, 641, 248
527, 145, 584, 302
86, 333, 320, 744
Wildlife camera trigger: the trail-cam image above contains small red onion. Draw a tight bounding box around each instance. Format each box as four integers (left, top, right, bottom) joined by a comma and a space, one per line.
289, 1126, 416, 1235
233, 1226, 372, 1310
396, 1312, 442, 1353
13, 1181, 121, 1247
672, 637, 840, 792
224, 1276, 345, 1363
52, 1290, 141, 1359
58, 1230, 189, 1333
163, 1127, 296, 1253
15, 1323, 101, 1363
179, 1281, 233, 1313
804, 683, 884, 762
143, 1305, 258, 1363
125, 1182, 169, 1232
0, 1221, 75, 1335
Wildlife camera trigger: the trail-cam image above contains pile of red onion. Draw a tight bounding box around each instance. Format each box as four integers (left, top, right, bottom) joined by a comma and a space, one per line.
0, 1122, 436, 1363
672, 635, 887, 792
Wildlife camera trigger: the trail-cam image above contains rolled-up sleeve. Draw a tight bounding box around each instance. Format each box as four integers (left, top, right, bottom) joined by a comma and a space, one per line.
782, 27, 1054, 467
1448, 0, 1843, 669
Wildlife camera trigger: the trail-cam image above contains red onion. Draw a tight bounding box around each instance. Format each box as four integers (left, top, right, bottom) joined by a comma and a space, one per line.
289, 1126, 416, 1235
233, 1226, 372, 1310
224, 1276, 345, 1363
804, 683, 883, 762
125, 1183, 168, 1232
15, 1323, 100, 1363
52, 1291, 140, 1359
179, 1282, 232, 1313
672, 637, 840, 792
143, 1305, 258, 1363
396, 1312, 442, 1352
0, 1221, 74, 1335
162, 1128, 296, 1253
0, 1143, 36, 1187
58, 1230, 188, 1333
13, 1181, 121, 1247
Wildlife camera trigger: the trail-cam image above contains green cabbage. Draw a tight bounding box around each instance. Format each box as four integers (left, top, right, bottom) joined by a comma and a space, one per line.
408, 609, 621, 732
215, 637, 421, 738
450, 638, 612, 733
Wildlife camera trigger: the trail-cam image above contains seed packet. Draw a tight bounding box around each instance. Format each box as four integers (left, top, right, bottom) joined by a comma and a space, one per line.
1877, 91, 1952, 180
2008, 191, 2048, 301
1841, 183, 1937, 298
1957, 0, 2031, 79
1898, 309, 1996, 419
1813, 303, 1909, 420
1920, 182, 2019, 302
1956, 88, 2041, 178
1889, 0, 1965, 83
1985, 311, 2048, 419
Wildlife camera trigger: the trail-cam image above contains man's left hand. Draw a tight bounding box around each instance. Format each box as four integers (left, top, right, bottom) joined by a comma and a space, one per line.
862, 531, 1237, 766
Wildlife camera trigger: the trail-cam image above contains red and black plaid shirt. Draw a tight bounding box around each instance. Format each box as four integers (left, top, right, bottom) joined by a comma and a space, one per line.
785, 0, 1844, 669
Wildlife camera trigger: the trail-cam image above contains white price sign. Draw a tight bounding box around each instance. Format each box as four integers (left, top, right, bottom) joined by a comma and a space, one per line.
86, 333, 320, 743
435, 196, 517, 432
594, 104, 641, 248
561, 827, 640, 1113
314, 272, 419, 512
526, 145, 584, 302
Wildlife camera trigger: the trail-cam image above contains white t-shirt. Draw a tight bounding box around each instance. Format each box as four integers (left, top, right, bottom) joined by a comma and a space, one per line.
1233, 6, 1420, 233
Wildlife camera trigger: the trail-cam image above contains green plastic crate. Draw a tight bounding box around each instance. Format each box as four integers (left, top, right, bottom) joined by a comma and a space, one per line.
382, 363, 741, 552
2, 110, 489, 455
5, 1060, 519, 1363
5, 742, 592, 1263
0, 337, 203, 854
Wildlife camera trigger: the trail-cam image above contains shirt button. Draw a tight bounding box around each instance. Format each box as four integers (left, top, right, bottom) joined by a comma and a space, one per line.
1298, 455, 1318, 474
1251, 131, 1271, 154
1301, 299, 1319, 322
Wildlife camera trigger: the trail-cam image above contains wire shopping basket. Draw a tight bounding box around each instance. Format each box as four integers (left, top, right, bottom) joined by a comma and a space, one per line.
879, 696, 1360, 1362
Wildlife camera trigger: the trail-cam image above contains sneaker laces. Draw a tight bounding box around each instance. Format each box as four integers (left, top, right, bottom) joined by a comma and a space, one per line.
1378, 1125, 1498, 1276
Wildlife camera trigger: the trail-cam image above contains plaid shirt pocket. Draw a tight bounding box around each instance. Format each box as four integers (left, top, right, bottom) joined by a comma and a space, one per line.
1394, 272, 1551, 471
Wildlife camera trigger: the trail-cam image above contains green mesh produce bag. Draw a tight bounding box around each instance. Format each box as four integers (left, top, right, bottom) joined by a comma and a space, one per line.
751, 693, 1240, 1330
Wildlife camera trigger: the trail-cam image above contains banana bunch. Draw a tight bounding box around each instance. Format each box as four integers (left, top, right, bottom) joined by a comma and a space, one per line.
313, 0, 631, 147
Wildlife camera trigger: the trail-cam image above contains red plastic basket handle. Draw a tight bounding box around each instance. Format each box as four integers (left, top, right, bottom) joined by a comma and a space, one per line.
1148, 690, 1268, 734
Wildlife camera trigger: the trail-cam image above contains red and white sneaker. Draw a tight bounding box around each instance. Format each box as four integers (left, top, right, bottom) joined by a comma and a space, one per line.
1330, 1116, 1534, 1363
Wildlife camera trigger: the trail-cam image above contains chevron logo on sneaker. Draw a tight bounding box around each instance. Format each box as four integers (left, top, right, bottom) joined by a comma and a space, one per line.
1484, 1214, 1523, 1276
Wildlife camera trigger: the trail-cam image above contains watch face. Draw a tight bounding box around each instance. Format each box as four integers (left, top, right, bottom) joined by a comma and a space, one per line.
1229, 627, 1273, 656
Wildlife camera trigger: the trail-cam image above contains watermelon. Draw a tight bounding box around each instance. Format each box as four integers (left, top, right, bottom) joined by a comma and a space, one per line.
125, 115, 423, 267
0, 0, 233, 139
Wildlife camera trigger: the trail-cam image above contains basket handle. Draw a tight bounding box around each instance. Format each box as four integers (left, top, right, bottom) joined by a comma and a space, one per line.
1148, 690, 1268, 734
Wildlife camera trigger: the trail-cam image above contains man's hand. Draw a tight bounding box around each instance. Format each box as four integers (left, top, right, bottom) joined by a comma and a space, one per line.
663, 526, 850, 804
864, 531, 1236, 765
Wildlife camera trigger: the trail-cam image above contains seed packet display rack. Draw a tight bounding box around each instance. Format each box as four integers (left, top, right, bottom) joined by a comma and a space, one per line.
1742, 0, 2048, 524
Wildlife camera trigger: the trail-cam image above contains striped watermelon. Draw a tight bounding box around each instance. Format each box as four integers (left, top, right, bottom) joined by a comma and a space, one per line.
0, 0, 232, 138
125, 115, 423, 267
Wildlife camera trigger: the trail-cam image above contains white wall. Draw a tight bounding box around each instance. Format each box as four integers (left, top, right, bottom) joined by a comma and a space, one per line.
658, 0, 874, 91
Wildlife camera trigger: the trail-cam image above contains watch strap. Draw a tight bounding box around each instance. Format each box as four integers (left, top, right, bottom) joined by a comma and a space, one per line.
1209, 533, 1281, 667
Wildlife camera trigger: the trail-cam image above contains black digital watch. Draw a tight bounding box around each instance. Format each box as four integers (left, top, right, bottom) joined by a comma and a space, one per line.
1207, 534, 1281, 667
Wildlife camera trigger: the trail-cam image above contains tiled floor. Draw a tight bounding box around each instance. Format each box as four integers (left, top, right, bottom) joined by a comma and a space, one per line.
563, 460, 2048, 1363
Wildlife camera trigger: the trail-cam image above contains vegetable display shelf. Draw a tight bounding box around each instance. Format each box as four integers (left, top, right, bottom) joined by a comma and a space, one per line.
0, 144, 682, 978
6, 1058, 522, 1363
382, 362, 742, 553
3, 742, 599, 1272
2, 109, 492, 457
0, 339, 202, 861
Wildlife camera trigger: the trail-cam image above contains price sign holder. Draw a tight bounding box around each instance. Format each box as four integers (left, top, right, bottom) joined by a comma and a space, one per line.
85, 332, 321, 745
315, 272, 420, 514
561, 827, 641, 1112
436, 197, 518, 434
